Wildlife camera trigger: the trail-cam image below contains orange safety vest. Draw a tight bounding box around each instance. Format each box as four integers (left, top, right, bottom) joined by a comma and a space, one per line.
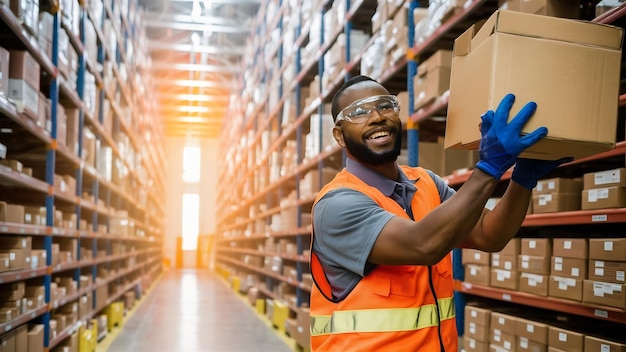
310, 166, 458, 352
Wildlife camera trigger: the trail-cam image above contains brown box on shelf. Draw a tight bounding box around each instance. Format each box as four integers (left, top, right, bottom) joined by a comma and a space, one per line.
521, 238, 552, 258
0, 248, 27, 270
551, 257, 587, 279
589, 238, 626, 261
548, 326, 584, 352
27, 324, 44, 352
490, 331, 516, 351
0, 202, 25, 224
465, 305, 491, 329
465, 264, 490, 286
584, 336, 626, 352
445, 10, 623, 160
552, 238, 588, 259
0, 159, 23, 172
8, 50, 40, 116
500, 238, 521, 256
490, 269, 519, 290
589, 260, 626, 284
583, 168, 626, 189
582, 186, 626, 210
0, 253, 9, 272
492, 253, 517, 271
519, 273, 548, 296
532, 193, 581, 214
519, 255, 550, 275
464, 336, 488, 351
582, 280, 626, 309
413, 49, 452, 110
516, 317, 548, 345
518, 337, 548, 352
534, 177, 583, 195
462, 249, 491, 266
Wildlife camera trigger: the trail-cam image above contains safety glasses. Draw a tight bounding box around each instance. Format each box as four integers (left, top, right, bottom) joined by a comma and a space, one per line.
336, 95, 400, 124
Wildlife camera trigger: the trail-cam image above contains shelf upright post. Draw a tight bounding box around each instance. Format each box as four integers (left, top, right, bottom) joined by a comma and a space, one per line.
75, 3, 88, 288
342, 0, 352, 168
43, 10, 62, 349
92, 3, 107, 309
407, 0, 419, 168
294, 5, 305, 309
316, 6, 325, 195
277, 0, 284, 137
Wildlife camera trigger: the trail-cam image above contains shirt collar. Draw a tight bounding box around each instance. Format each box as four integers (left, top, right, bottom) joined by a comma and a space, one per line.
345, 158, 417, 197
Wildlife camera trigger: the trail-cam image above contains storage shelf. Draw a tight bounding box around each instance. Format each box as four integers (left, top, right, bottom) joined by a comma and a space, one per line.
219, 255, 311, 292
593, 2, 626, 23
459, 281, 626, 324
0, 306, 48, 334
0, 266, 49, 285
218, 246, 310, 264
523, 208, 626, 226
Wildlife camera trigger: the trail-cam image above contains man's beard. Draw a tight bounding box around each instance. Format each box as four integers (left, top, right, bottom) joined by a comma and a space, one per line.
343, 126, 402, 165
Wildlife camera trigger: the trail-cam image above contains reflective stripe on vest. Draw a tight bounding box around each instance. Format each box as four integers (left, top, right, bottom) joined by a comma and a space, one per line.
311, 297, 455, 336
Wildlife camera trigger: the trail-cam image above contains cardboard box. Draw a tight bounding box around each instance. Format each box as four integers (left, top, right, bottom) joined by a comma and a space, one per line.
414, 49, 452, 110
582, 186, 626, 210
413, 137, 478, 177
465, 264, 490, 286
517, 336, 547, 352
551, 257, 587, 279
466, 318, 490, 342
589, 260, 626, 284
548, 326, 584, 352
499, 0, 580, 18
584, 336, 626, 352
463, 249, 491, 266
492, 253, 517, 271
464, 336, 489, 351
532, 193, 581, 214
490, 269, 519, 290
582, 280, 626, 309
521, 238, 552, 258
491, 331, 516, 351
465, 305, 492, 331
0, 202, 25, 224
552, 238, 588, 259
583, 168, 626, 189
519, 255, 550, 275
519, 273, 548, 296
446, 10, 623, 160
516, 317, 548, 344
589, 239, 626, 261
500, 238, 521, 257
27, 324, 44, 352
534, 178, 583, 195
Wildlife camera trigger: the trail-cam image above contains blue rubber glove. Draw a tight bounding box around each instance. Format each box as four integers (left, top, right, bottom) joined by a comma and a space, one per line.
475, 94, 548, 180
511, 157, 574, 189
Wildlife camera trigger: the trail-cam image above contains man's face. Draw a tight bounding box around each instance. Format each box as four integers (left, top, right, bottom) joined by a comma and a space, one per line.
334, 82, 402, 165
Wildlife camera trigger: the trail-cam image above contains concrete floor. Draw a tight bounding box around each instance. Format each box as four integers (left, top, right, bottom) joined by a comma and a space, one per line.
107, 269, 293, 352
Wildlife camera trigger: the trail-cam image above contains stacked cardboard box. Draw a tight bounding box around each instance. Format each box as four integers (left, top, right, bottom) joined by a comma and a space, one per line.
414, 50, 452, 111
490, 239, 520, 291
549, 238, 588, 301
463, 248, 491, 286
532, 178, 583, 214
582, 168, 626, 210
583, 239, 626, 309
518, 239, 551, 296
464, 305, 491, 351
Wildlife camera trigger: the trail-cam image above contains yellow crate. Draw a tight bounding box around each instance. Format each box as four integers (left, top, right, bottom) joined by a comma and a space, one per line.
231, 276, 241, 293
272, 300, 289, 332
79, 323, 97, 352
255, 299, 265, 315
105, 302, 124, 331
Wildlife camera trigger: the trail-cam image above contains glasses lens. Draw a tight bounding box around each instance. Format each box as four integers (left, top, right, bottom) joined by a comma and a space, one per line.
338, 95, 398, 123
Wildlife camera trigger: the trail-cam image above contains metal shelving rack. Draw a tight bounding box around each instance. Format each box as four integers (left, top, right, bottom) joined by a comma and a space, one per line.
215, 0, 626, 345
0, 0, 165, 349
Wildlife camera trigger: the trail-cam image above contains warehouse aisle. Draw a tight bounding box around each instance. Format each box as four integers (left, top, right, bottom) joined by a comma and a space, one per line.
107, 269, 293, 352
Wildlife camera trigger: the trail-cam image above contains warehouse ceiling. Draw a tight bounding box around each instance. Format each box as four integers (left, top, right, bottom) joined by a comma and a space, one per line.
139, 0, 261, 138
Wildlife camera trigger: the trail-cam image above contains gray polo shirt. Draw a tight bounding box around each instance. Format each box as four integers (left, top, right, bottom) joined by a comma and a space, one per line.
312, 158, 456, 301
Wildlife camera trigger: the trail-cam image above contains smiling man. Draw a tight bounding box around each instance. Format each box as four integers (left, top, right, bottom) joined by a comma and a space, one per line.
308, 75, 572, 351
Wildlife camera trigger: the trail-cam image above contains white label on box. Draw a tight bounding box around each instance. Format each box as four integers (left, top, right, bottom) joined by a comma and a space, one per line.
493, 258, 500, 266
548, 181, 555, 190
504, 261, 512, 270
504, 341, 511, 350
559, 332, 568, 342
522, 260, 529, 269
617, 271, 625, 282
537, 183, 543, 191
595, 169, 621, 185
496, 270, 511, 280
571, 268, 580, 277
498, 317, 505, 325
471, 310, 477, 318
556, 276, 576, 290
605, 241, 614, 251
564, 240, 572, 249
555, 262, 563, 271
527, 324, 534, 333
601, 344, 610, 352
539, 196, 548, 206
469, 339, 476, 349
469, 323, 476, 334
529, 240, 536, 249
474, 252, 481, 261
596, 261, 605, 268
520, 337, 529, 348
494, 334, 501, 342
587, 189, 599, 202
596, 268, 605, 276
470, 267, 477, 275
9, 252, 15, 260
